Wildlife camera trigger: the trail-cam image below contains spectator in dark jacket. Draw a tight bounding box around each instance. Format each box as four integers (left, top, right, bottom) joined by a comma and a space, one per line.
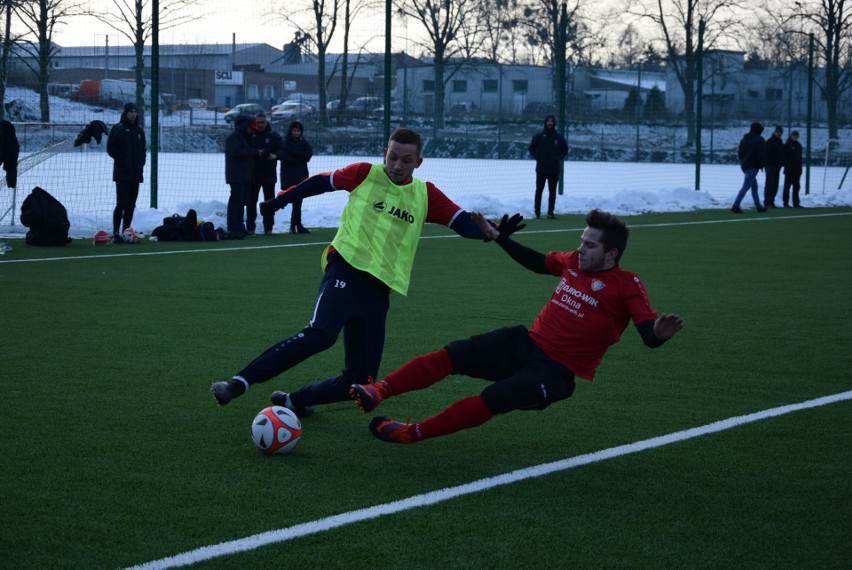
782, 130, 804, 208
107, 102, 146, 242
280, 120, 313, 234
248, 113, 284, 235
225, 114, 262, 238
0, 120, 20, 188
764, 125, 785, 207
731, 122, 768, 214
528, 115, 568, 219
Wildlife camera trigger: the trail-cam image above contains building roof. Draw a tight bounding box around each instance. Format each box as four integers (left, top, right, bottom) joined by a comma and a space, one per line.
55, 43, 281, 57
583, 69, 666, 92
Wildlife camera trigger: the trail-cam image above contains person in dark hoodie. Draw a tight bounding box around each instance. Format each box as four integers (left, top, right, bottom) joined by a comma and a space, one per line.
731, 122, 768, 214
225, 114, 264, 238
782, 130, 804, 208
280, 120, 313, 233
528, 115, 568, 219
248, 113, 284, 235
107, 102, 146, 242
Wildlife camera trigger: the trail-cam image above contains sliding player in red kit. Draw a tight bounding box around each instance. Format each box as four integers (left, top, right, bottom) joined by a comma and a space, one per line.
351, 208, 684, 443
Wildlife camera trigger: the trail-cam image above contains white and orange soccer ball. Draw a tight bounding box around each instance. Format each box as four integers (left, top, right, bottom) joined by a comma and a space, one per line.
122, 228, 144, 243
250, 406, 302, 455
93, 230, 111, 245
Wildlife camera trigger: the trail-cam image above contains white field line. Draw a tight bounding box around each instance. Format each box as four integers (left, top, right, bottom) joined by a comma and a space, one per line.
2, 212, 850, 265
125, 390, 852, 570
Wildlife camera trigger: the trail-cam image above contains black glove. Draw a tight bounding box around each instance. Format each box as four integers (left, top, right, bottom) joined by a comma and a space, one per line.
496, 213, 525, 237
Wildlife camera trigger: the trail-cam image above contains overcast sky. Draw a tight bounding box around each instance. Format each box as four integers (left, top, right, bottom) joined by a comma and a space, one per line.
45, 0, 396, 53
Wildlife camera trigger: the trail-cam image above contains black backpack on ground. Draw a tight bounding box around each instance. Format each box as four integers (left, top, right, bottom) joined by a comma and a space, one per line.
151, 209, 222, 242
20, 186, 72, 246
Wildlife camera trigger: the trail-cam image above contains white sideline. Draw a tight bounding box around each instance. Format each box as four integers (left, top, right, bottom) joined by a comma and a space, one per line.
125, 390, 852, 570
2, 211, 850, 264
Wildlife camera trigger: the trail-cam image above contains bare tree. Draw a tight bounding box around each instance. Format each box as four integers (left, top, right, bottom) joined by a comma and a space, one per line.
0, 0, 22, 120
84, 0, 199, 117
329, 0, 377, 122
273, 0, 343, 126
609, 23, 644, 68
458, 0, 534, 64
767, 0, 851, 139
520, 0, 596, 67
395, 0, 475, 129
628, 0, 742, 147
14, 0, 82, 122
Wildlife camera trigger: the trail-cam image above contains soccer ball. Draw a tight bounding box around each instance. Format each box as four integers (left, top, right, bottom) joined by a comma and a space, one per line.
122, 228, 144, 243
250, 406, 302, 455
93, 230, 111, 245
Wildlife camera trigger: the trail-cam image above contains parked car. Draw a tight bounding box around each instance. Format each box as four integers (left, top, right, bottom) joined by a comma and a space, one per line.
223, 103, 266, 123
370, 101, 406, 119
327, 97, 382, 118
352, 96, 382, 114
448, 101, 480, 117
269, 100, 316, 121
522, 101, 557, 119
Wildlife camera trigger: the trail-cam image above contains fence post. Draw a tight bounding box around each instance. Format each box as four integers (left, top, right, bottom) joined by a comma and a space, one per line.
694, 19, 704, 191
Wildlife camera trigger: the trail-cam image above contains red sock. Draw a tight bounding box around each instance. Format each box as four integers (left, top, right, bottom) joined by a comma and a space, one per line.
412, 395, 494, 442
383, 348, 453, 397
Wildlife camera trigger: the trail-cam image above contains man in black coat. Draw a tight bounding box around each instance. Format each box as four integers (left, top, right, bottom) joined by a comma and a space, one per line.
782, 130, 804, 208
731, 122, 768, 214
225, 114, 263, 238
0, 120, 20, 188
764, 125, 785, 208
528, 115, 568, 219
107, 102, 146, 242
248, 113, 284, 235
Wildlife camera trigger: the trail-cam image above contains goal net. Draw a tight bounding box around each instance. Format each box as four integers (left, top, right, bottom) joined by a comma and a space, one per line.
0, 122, 102, 227
823, 139, 852, 193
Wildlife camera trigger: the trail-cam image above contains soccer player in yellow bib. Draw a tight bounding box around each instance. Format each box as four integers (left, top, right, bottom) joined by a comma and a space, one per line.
211, 128, 524, 416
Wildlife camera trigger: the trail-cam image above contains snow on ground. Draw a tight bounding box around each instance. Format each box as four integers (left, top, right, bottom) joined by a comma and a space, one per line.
0, 86, 850, 239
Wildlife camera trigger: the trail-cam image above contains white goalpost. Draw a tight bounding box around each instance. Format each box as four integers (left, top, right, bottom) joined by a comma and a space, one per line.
823, 139, 852, 193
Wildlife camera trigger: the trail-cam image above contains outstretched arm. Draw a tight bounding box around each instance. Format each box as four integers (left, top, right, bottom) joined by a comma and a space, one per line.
450, 210, 526, 241
636, 313, 684, 348
472, 212, 549, 274
261, 173, 333, 215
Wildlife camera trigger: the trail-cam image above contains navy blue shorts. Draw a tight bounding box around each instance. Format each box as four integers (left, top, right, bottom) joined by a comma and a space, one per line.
445, 325, 576, 415
241, 256, 390, 406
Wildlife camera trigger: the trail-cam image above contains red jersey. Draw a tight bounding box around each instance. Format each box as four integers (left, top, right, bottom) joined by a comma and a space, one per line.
528, 250, 657, 381
330, 162, 462, 224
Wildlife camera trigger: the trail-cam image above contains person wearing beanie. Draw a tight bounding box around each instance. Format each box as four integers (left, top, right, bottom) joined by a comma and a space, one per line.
764, 125, 785, 208
528, 115, 568, 219
731, 122, 767, 214
106, 101, 146, 242
248, 113, 284, 235
224, 113, 263, 238
279, 120, 313, 234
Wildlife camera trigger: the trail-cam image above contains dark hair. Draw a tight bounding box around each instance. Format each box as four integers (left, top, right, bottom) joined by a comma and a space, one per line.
585, 209, 629, 263
388, 128, 423, 155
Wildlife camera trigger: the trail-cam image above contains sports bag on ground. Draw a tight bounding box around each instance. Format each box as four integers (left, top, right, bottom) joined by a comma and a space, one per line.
151, 209, 222, 241
20, 186, 72, 246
